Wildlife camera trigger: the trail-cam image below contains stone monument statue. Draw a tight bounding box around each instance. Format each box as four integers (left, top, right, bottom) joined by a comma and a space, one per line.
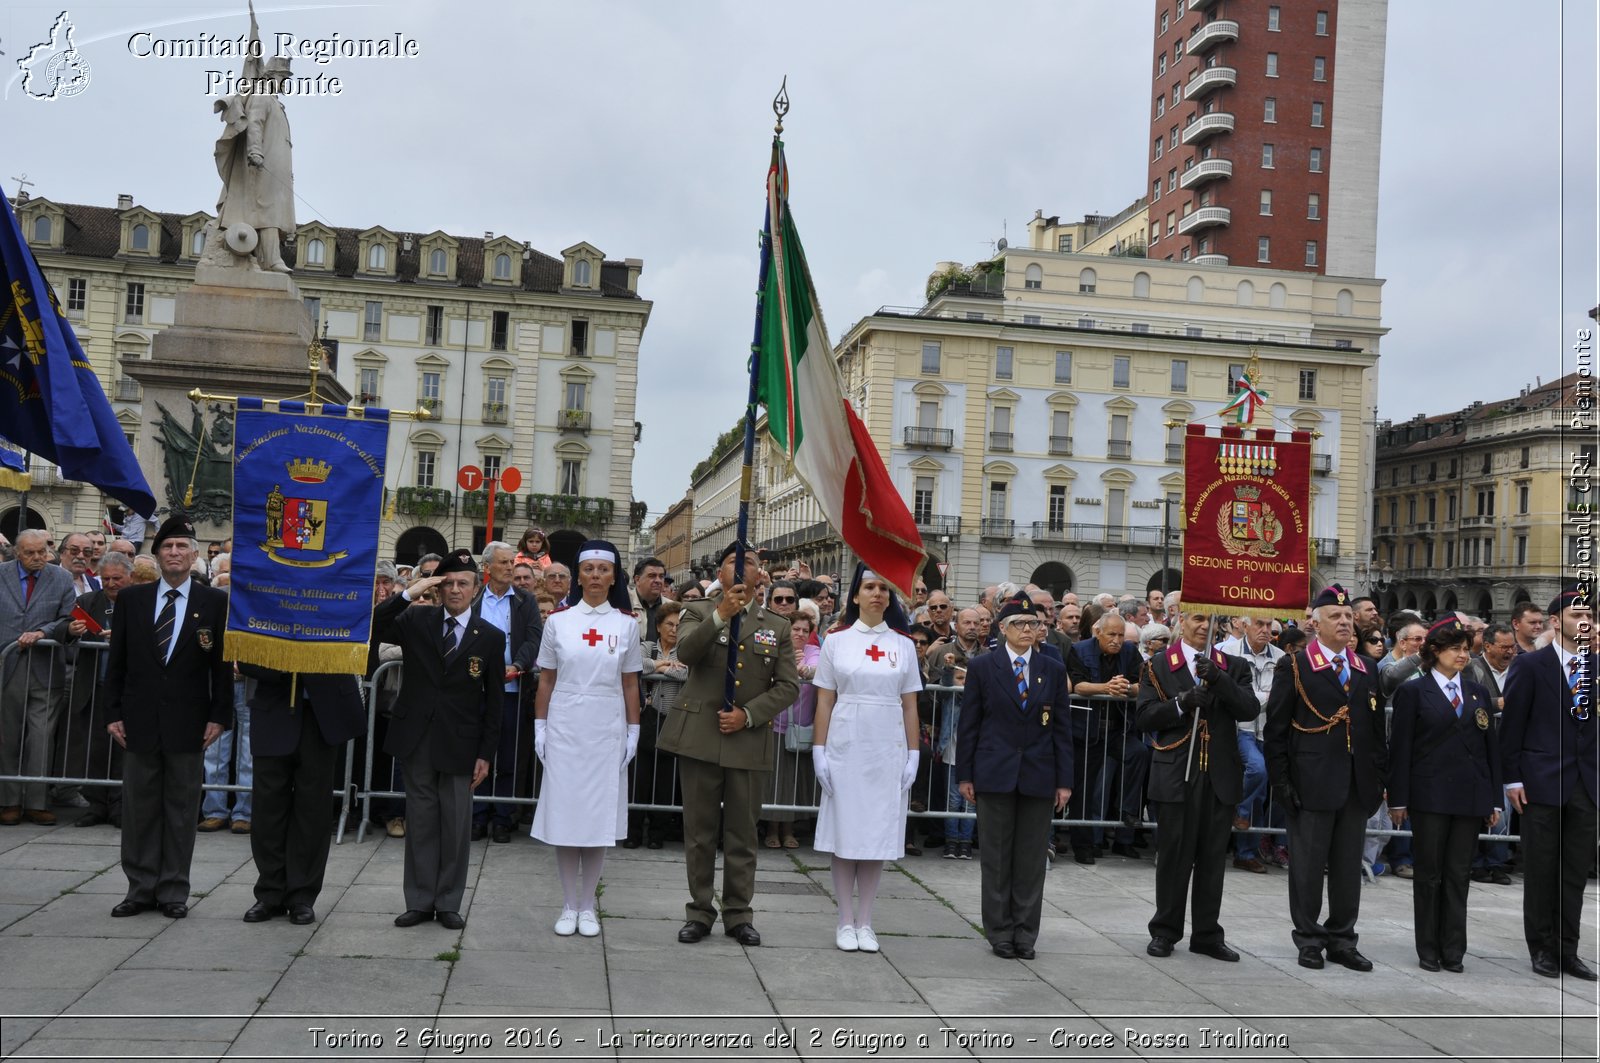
211, 55, 295, 273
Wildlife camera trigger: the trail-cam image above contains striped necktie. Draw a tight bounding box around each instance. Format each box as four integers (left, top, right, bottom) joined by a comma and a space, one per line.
1447, 680, 1461, 717
155, 588, 179, 663
1570, 656, 1588, 721
442, 616, 460, 660
1013, 657, 1028, 707
1332, 653, 1350, 692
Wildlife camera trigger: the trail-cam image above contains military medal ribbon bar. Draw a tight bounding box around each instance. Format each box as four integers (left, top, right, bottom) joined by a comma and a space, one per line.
226, 399, 390, 673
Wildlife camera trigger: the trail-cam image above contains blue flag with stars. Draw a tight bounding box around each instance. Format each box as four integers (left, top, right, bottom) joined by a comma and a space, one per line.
0, 187, 156, 516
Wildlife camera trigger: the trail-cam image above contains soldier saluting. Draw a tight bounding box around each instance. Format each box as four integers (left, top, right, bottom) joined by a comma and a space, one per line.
1264, 584, 1387, 972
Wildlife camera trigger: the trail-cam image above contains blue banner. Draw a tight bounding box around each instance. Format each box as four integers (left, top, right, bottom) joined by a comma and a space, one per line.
226, 401, 389, 673
0, 185, 156, 515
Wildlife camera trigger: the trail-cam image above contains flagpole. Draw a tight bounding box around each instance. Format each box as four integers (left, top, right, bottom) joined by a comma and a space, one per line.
723, 82, 789, 715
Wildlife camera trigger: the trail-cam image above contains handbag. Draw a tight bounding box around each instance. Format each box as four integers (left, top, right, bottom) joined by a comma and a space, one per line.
784, 720, 814, 753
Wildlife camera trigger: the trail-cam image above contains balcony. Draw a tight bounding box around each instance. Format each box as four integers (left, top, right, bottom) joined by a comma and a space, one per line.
1192, 254, 1229, 266
395, 486, 453, 517
1049, 436, 1074, 456
1189, 0, 1220, 10
1039, 522, 1176, 548
1179, 158, 1233, 190
915, 514, 961, 538
558, 408, 591, 432
1184, 66, 1237, 101
1375, 524, 1397, 537
356, 392, 381, 406
1189, 18, 1239, 52
1314, 537, 1340, 562
1032, 522, 1072, 543
1177, 206, 1231, 236
1460, 514, 1492, 528
114, 377, 142, 402
989, 431, 1013, 452
903, 426, 954, 449
1412, 521, 1437, 534
525, 492, 614, 527
980, 518, 1015, 540
761, 519, 835, 553
1166, 443, 1184, 464
1182, 112, 1235, 145
482, 402, 508, 425
1107, 439, 1132, 460
416, 397, 442, 417
1312, 453, 1332, 474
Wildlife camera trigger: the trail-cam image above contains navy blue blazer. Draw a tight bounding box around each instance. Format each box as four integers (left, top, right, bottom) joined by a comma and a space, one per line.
240, 666, 367, 759
1388, 673, 1502, 818
1500, 644, 1600, 808
956, 647, 1074, 797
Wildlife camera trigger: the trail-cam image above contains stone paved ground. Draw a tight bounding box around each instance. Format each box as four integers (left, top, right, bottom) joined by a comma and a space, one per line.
0, 815, 1596, 1061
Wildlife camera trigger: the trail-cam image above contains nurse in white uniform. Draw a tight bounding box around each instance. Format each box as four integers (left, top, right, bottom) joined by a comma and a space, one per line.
532, 540, 642, 938
811, 564, 923, 953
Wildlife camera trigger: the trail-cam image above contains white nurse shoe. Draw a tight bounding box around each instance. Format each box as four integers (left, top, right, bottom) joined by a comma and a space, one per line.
554, 907, 578, 936
836, 925, 859, 951
577, 910, 601, 937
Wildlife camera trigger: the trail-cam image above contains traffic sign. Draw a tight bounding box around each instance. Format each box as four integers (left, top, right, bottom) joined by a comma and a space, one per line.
936, 563, 949, 577
457, 465, 483, 491
499, 466, 522, 492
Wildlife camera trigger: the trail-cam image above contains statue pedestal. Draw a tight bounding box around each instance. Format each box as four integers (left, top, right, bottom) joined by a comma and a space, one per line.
124, 274, 351, 534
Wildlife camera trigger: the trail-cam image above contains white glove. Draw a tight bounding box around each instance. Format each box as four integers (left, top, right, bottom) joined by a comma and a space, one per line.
625, 723, 641, 766
534, 719, 547, 761
812, 745, 834, 798
900, 749, 920, 793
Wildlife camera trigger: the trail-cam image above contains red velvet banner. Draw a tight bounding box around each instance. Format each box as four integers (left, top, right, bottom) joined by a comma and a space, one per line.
1181, 424, 1314, 619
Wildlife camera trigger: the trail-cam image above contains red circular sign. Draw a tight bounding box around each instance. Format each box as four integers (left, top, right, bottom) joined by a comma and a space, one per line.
457, 465, 483, 491
498, 466, 522, 492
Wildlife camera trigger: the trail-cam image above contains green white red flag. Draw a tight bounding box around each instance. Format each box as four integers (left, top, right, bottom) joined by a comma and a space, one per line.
754, 139, 925, 596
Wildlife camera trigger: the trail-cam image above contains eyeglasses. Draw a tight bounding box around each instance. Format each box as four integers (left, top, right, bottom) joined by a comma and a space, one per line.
1009, 620, 1044, 629
929, 603, 950, 610
912, 640, 930, 648
771, 595, 795, 604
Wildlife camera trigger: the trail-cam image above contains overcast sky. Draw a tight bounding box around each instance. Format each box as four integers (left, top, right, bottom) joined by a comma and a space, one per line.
5, 1, 1595, 517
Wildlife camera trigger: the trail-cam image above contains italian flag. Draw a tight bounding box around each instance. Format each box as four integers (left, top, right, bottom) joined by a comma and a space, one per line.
755, 140, 926, 597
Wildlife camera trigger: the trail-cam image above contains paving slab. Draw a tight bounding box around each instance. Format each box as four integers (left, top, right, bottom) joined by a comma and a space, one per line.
0, 935, 145, 989
258, 956, 450, 1015
62, 967, 282, 1015
122, 913, 315, 970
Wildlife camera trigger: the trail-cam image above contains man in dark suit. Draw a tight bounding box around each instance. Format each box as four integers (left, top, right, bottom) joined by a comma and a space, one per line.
372, 549, 502, 931
57, 552, 133, 827
105, 517, 232, 918
1264, 584, 1387, 972
1065, 612, 1145, 862
240, 668, 365, 925
957, 595, 1073, 960
657, 541, 797, 947
470, 541, 542, 843
1135, 606, 1257, 961
1500, 588, 1600, 980
0, 528, 79, 825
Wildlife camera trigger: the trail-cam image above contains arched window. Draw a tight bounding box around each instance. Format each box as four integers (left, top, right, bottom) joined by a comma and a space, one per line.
131, 224, 150, 251
1024, 263, 1043, 289
32, 216, 51, 242
1132, 271, 1151, 298
1336, 288, 1354, 316
573, 258, 591, 286
1185, 276, 1204, 302
494, 253, 512, 281
368, 243, 387, 271
305, 238, 325, 266
1077, 267, 1097, 293
1269, 282, 1287, 308
429, 248, 447, 275
191, 229, 206, 256
1236, 279, 1255, 306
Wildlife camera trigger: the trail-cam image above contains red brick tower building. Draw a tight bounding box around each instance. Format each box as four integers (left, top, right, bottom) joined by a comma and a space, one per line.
1145, 0, 1386, 276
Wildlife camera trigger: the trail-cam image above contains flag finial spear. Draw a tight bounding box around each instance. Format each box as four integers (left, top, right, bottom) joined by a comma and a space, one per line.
773, 77, 789, 134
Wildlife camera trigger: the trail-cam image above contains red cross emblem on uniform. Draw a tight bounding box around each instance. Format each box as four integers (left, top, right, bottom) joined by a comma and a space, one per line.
865, 645, 885, 662
583, 628, 604, 647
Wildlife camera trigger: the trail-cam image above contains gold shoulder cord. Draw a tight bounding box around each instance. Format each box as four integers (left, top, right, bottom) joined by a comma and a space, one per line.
1288, 653, 1351, 751
1146, 659, 1210, 769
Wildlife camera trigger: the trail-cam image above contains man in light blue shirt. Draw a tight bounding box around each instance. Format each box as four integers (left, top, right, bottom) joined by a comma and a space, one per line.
470, 542, 543, 843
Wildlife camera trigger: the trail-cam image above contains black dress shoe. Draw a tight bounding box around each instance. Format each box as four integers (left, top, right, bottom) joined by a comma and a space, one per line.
289, 904, 316, 925
243, 901, 281, 923
1418, 956, 1441, 972
646, 837, 664, 850
490, 824, 510, 844
1441, 959, 1464, 973
159, 902, 188, 919
1073, 848, 1097, 866
1562, 955, 1599, 981
1190, 940, 1240, 962
1297, 946, 1325, 969
1326, 948, 1373, 972
1014, 944, 1036, 960
1491, 869, 1513, 885
992, 941, 1017, 959
394, 909, 433, 928
74, 812, 106, 828
437, 910, 465, 930
621, 836, 641, 849
470, 823, 488, 841
111, 899, 151, 918
1146, 937, 1174, 957
1532, 951, 1561, 978
1110, 842, 1143, 859
725, 923, 761, 946
677, 921, 711, 943
1470, 867, 1491, 883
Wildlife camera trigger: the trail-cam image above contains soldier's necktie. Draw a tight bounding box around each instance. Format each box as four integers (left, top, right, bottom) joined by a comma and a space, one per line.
155, 588, 179, 663
1332, 653, 1350, 692
1570, 656, 1588, 721
1447, 680, 1461, 717
1013, 657, 1028, 707
442, 616, 460, 660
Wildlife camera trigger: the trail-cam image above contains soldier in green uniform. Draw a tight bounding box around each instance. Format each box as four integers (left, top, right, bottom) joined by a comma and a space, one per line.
657, 542, 799, 946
